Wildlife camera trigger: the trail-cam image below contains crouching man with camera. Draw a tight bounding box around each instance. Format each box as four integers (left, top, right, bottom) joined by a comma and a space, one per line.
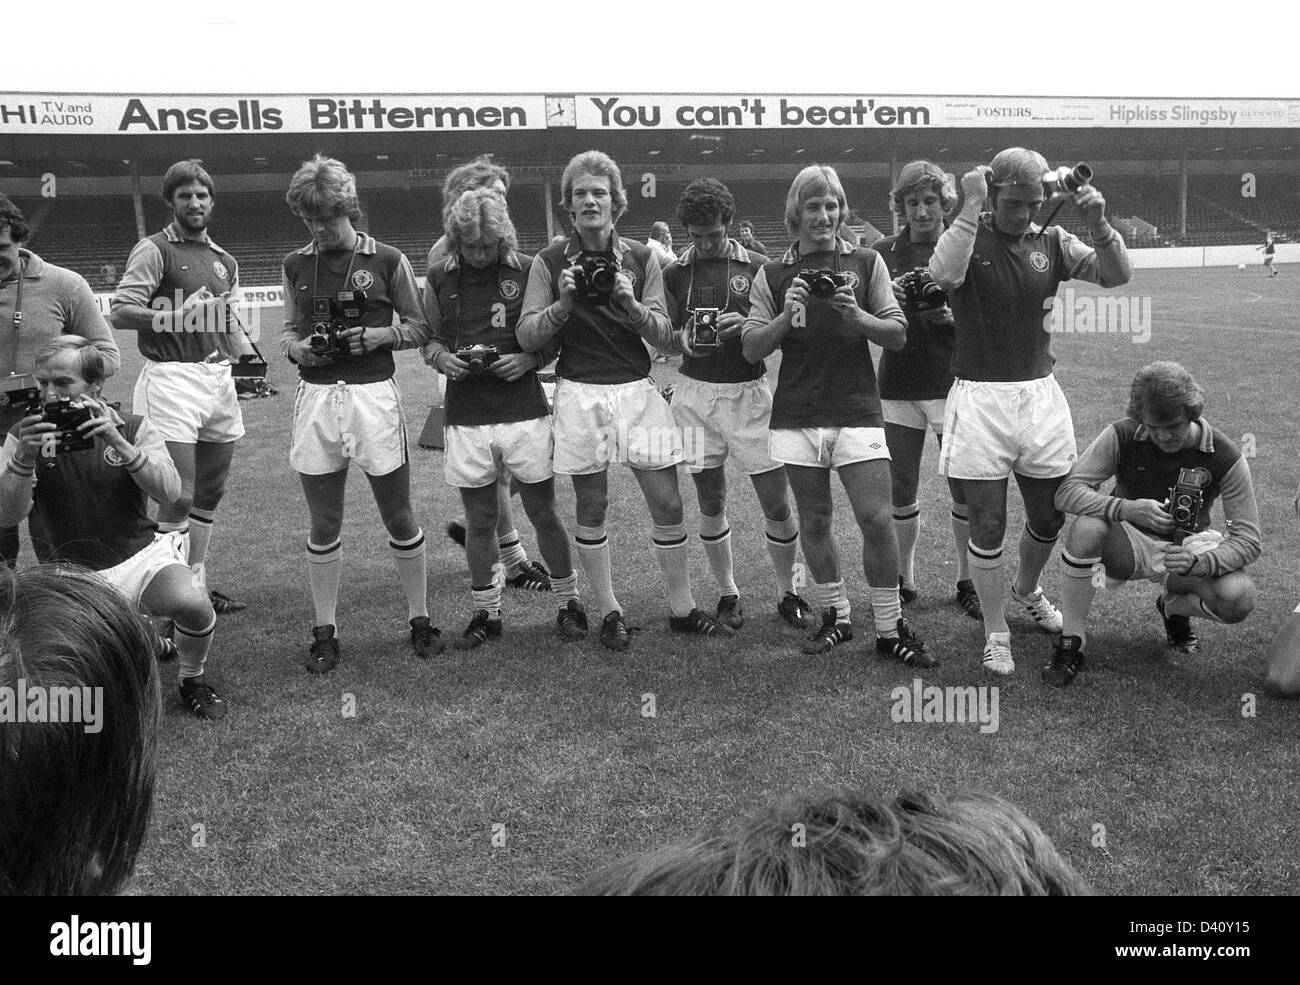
1048, 361, 1260, 687
424, 188, 588, 647
519, 150, 735, 651
0, 337, 227, 719
281, 155, 441, 672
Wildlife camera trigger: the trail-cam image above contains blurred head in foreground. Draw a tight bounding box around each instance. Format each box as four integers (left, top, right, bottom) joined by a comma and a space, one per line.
577, 787, 1090, 896
0, 565, 160, 895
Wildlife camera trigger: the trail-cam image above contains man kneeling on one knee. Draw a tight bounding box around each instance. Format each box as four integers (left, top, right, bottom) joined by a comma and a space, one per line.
1047, 361, 1260, 687
0, 337, 226, 719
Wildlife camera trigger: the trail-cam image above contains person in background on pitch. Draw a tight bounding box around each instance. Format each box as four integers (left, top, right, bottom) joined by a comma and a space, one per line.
424, 188, 589, 648
430, 155, 552, 591
1257, 229, 1277, 277
1048, 361, 1260, 686
111, 160, 248, 616
663, 177, 812, 632
736, 220, 767, 259
929, 147, 1132, 676
519, 150, 736, 650
0, 337, 226, 719
0, 565, 159, 895
873, 162, 981, 621
742, 164, 932, 667
281, 155, 441, 672
0, 194, 121, 566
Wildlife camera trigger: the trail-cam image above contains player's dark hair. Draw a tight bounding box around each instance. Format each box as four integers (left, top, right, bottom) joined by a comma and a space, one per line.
0, 565, 160, 895
577, 787, 1090, 896
286, 154, 363, 223
0, 194, 31, 243
161, 160, 216, 203
34, 336, 106, 390
676, 178, 736, 230
1127, 361, 1205, 424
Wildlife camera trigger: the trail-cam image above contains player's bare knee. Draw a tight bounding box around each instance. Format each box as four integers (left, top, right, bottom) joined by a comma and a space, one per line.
1067, 515, 1111, 555
799, 506, 833, 539
1215, 577, 1257, 623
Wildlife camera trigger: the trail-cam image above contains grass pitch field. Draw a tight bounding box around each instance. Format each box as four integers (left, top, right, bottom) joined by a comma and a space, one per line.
90, 265, 1298, 895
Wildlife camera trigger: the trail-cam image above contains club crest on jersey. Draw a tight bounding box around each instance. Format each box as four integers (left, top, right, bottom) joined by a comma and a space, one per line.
212, 260, 229, 281
499, 279, 521, 300
842, 271, 861, 290
352, 270, 375, 291
1029, 251, 1049, 272
103, 446, 127, 467
729, 275, 751, 295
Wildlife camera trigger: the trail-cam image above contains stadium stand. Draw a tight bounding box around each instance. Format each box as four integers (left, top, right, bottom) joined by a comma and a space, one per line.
11, 172, 1300, 287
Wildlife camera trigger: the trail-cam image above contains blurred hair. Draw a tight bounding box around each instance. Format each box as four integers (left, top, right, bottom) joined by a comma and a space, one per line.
0, 194, 31, 243
444, 187, 518, 253
577, 787, 1090, 896
989, 147, 1050, 190
677, 178, 736, 229
1127, 361, 1205, 423
285, 154, 363, 222
35, 336, 106, 389
441, 155, 511, 206
560, 151, 628, 223
0, 565, 160, 895
785, 164, 848, 237
161, 159, 216, 203
649, 221, 671, 243
890, 160, 958, 221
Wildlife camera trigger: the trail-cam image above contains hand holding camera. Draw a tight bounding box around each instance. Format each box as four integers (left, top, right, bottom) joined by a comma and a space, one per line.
1122, 497, 1175, 536
14, 397, 109, 465
897, 267, 949, 311
307, 289, 368, 362
490, 351, 539, 383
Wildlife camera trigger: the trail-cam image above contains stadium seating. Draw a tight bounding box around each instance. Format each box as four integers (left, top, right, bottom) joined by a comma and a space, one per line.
15, 174, 1300, 288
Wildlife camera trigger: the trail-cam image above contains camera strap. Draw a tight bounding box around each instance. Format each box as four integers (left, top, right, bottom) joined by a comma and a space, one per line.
9, 258, 24, 373
684, 251, 732, 314
311, 237, 361, 311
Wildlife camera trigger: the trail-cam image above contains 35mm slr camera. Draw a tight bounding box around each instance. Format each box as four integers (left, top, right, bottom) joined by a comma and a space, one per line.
0, 372, 39, 410
455, 344, 501, 375
33, 396, 96, 455
898, 267, 948, 310
799, 268, 847, 299
309, 289, 368, 359
572, 257, 619, 306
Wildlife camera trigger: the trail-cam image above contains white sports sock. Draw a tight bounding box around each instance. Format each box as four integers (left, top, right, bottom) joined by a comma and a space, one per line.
307, 538, 342, 629
764, 514, 800, 596
389, 530, 428, 620
653, 522, 695, 618
893, 502, 920, 588
699, 512, 738, 597
576, 524, 620, 617
969, 541, 1008, 635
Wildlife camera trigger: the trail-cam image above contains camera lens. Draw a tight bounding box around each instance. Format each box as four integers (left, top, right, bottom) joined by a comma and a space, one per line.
591, 267, 616, 292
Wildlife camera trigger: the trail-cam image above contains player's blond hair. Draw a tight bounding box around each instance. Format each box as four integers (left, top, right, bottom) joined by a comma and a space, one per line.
444, 188, 518, 253
285, 155, 363, 222
784, 165, 848, 238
